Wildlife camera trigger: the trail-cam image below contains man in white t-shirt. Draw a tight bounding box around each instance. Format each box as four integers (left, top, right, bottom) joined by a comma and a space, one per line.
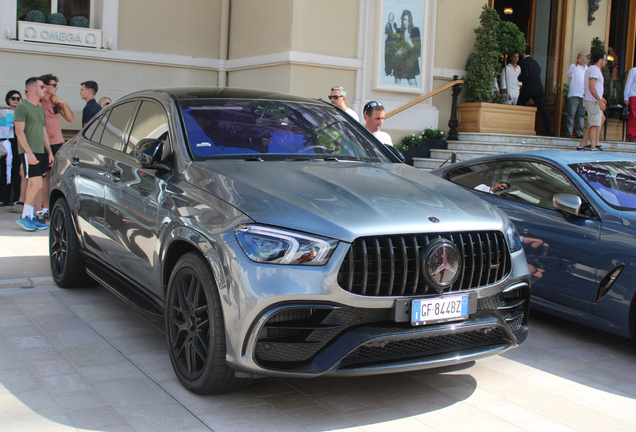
579, 52, 607, 151
328, 86, 359, 122
500, 52, 521, 105
565, 52, 588, 138
363, 101, 392, 146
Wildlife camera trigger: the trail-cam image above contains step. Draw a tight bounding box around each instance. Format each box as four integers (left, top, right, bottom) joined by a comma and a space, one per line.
456, 131, 634, 147
412, 158, 447, 170
447, 141, 573, 153
430, 149, 500, 161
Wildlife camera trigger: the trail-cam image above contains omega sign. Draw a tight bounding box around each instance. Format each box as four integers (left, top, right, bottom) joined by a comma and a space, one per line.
18, 21, 103, 48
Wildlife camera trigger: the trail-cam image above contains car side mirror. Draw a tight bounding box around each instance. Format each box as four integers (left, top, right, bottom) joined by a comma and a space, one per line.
553, 193, 582, 216
134, 138, 171, 171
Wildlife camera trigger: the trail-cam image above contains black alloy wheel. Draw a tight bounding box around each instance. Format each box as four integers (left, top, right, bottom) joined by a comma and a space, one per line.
165, 252, 251, 394
49, 199, 91, 288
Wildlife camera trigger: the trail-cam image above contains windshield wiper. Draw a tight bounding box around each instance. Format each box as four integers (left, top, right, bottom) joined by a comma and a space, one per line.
244, 156, 263, 161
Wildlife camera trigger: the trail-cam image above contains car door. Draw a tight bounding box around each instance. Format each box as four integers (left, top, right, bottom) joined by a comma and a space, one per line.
103, 100, 172, 294
66, 112, 111, 259
446, 159, 601, 313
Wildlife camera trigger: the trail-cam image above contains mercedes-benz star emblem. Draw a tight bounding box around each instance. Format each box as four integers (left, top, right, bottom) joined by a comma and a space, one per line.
422, 239, 461, 292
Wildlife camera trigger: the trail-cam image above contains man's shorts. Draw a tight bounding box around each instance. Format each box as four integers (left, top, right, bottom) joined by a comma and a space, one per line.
50, 143, 64, 157
584, 100, 603, 127
20, 152, 49, 179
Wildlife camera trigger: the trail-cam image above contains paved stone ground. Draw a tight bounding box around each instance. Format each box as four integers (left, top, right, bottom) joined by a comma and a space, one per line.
1, 206, 636, 431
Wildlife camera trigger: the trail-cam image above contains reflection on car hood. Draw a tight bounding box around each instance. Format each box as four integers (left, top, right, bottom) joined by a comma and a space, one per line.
184, 160, 503, 241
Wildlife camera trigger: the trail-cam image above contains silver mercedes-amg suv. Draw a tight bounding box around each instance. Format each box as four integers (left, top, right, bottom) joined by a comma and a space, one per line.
48, 87, 531, 394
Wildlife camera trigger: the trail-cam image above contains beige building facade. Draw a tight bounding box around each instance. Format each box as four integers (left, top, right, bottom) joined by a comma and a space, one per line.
0, 0, 620, 142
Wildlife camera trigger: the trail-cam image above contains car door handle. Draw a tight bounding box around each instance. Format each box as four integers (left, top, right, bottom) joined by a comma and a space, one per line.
109, 169, 122, 182
71, 156, 80, 166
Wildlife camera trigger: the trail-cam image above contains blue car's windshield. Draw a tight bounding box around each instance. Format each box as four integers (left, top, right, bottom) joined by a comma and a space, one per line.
573, 161, 636, 209
179, 99, 391, 162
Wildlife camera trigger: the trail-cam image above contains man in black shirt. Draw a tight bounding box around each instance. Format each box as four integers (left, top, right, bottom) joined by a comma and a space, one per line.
80, 80, 101, 126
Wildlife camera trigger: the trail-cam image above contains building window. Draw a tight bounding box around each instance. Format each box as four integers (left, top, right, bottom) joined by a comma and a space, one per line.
17, 0, 90, 25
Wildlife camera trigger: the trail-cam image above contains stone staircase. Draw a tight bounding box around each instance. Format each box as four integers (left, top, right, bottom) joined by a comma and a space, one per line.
413, 132, 636, 171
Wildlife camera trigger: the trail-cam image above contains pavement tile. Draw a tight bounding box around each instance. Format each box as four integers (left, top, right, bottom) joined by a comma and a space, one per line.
114, 403, 210, 432
346, 406, 437, 431
283, 377, 355, 396
93, 377, 177, 407
197, 403, 303, 432
65, 405, 130, 430
311, 388, 382, 416
51, 388, 112, 411
285, 405, 360, 432
0, 366, 44, 394
39, 372, 94, 395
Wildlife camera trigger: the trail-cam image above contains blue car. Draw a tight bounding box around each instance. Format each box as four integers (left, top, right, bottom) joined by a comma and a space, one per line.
432, 150, 636, 339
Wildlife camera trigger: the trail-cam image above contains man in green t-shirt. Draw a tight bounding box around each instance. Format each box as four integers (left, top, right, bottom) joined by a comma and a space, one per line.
14, 77, 53, 231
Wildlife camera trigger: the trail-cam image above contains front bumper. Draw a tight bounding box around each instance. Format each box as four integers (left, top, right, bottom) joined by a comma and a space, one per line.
217, 238, 531, 379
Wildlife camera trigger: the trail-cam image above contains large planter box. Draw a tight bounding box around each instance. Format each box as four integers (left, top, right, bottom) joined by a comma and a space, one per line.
457, 102, 537, 135
604, 118, 625, 141
402, 139, 447, 166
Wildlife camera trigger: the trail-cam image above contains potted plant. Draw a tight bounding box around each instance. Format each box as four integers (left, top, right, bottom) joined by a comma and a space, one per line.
397, 128, 447, 165
458, 5, 537, 135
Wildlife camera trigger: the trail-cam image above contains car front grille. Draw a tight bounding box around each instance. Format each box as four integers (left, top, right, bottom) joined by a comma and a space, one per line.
337, 231, 510, 296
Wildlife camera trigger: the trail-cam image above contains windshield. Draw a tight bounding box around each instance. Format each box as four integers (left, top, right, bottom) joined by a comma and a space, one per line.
573, 161, 636, 209
179, 99, 391, 162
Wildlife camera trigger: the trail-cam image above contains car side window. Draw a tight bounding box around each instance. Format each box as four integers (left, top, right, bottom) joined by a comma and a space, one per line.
127, 101, 169, 155
446, 162, 498, 192
491, 160, 579, 210
83, 112, 108, 143
99, 102, 137, 151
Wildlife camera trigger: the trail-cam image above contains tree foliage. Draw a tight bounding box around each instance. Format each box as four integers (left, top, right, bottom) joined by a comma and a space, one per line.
466, 6, 526, 103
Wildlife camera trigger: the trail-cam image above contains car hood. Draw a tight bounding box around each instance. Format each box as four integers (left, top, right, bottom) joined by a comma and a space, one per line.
184, 160, 504, 242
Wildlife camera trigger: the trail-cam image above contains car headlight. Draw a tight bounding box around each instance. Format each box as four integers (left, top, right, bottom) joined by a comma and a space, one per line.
504, 220, 523, 253
235, 224, 339, 265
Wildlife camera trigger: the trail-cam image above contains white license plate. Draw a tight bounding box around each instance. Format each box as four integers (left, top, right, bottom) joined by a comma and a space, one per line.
411, 294, 469, 326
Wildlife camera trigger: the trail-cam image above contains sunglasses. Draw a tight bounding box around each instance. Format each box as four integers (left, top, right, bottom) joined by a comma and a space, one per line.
38, 85, 45, 89
328, 95, 342, 100
47, 83, 58, 87
364, 101, 383, 114
10, 96, 21, 101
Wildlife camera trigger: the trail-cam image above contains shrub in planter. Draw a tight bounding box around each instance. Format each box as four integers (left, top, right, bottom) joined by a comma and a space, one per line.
398, 128, 446, 165
47, 12, 67, 26
25, 10, 46, 23
70, 16, 89, 28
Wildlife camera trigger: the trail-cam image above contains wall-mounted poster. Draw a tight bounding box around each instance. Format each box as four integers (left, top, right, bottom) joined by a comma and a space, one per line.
375, 0, 428, 93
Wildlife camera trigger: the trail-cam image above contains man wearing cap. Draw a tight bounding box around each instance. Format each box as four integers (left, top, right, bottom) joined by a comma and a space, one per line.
363, 101, 392, 146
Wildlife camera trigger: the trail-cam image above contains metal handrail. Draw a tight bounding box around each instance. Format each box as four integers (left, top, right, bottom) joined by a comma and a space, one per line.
385, 79, 464, 119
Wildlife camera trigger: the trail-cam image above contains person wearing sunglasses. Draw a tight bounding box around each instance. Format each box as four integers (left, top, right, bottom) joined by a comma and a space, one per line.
328, 86, 359, 122
363, 101, 393, 146
2, 91, 25, 211
38, 73, 74, 222
14, 77, 52, 231
1, 91, 23, 206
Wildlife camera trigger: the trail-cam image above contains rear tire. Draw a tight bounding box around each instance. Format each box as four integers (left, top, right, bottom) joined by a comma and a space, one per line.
49, 199, 92, 288
165, 251, 252, 394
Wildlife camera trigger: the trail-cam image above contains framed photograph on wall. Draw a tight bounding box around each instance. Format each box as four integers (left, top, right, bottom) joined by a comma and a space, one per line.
374, 0, 429, 93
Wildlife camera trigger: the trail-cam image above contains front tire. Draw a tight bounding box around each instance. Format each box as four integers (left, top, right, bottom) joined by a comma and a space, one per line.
49, 199, 92, 288
165, 251, 251, 394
